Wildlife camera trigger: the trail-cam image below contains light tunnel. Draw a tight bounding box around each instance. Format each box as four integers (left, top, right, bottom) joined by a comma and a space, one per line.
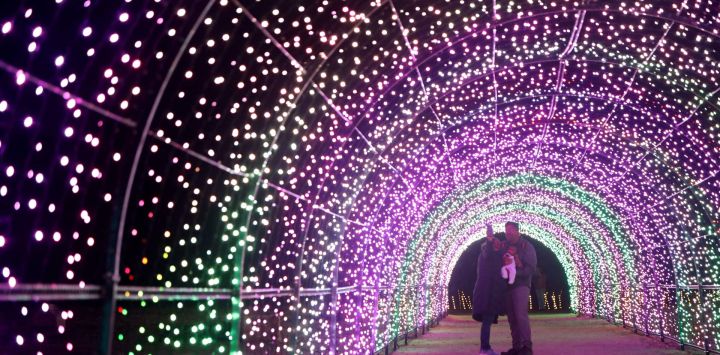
0, 0, 719, 354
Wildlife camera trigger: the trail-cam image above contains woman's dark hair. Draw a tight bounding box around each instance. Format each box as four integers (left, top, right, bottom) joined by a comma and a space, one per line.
505, 221, 520, 230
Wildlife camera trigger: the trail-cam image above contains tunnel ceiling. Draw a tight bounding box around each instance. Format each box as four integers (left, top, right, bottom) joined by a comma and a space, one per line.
1, 0, 719, 354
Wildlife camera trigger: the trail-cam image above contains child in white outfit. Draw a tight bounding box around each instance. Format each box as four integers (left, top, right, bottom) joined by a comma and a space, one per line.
501, 245, 517, 285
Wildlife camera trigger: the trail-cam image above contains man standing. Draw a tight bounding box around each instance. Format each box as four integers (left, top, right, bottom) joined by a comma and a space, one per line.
501, 222, 537, 355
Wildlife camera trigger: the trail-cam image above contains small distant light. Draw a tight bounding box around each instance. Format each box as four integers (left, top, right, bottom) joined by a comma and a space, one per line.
1, 22, 11, 34
119, 13, 129, 22
82, 26, 92, 37
23, 116, 32, 127
54, 56, 64, 66
32, 26, 42, 37
16, 335, 23, 346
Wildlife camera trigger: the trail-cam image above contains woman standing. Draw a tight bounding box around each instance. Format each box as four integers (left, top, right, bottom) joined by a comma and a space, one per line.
472, 225, 505, 355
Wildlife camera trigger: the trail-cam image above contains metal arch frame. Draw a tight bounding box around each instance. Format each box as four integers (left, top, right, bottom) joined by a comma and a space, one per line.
100, 1, 218, 354
112, 0, 720, 348
346, 134, 716, 348
224, 10, 720, 352
0, 1, 717, 354
356, 102, 712, 230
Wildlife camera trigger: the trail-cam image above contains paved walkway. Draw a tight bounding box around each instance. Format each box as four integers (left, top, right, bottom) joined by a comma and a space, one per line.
396, 313, 698, 355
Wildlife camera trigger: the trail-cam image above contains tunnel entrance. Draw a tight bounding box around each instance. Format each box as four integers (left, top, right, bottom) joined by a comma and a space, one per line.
448, 233, 570, 314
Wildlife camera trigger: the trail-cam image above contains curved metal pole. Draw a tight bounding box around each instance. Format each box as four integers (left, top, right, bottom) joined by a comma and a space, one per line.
99, 2, 217, 354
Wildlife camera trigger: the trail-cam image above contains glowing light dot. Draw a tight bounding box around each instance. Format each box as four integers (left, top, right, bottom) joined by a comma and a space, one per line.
16, 71, 26, 85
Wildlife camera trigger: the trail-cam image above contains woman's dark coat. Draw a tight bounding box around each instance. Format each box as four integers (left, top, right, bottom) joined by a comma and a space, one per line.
472, 238, 506, 321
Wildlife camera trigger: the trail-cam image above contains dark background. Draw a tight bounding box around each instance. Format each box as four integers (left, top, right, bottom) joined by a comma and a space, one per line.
448, 232, 571, 313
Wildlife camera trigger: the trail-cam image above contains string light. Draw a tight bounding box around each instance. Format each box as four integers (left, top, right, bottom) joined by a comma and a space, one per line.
0, 0, 718, 354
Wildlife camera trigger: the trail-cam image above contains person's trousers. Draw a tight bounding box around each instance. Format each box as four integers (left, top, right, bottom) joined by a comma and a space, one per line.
535, 288, 546, 310
480, 313, 495, 350
506, 286, 532, 350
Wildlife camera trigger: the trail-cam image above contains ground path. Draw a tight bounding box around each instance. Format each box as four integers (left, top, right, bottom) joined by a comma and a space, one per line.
396, 313, 698, 355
